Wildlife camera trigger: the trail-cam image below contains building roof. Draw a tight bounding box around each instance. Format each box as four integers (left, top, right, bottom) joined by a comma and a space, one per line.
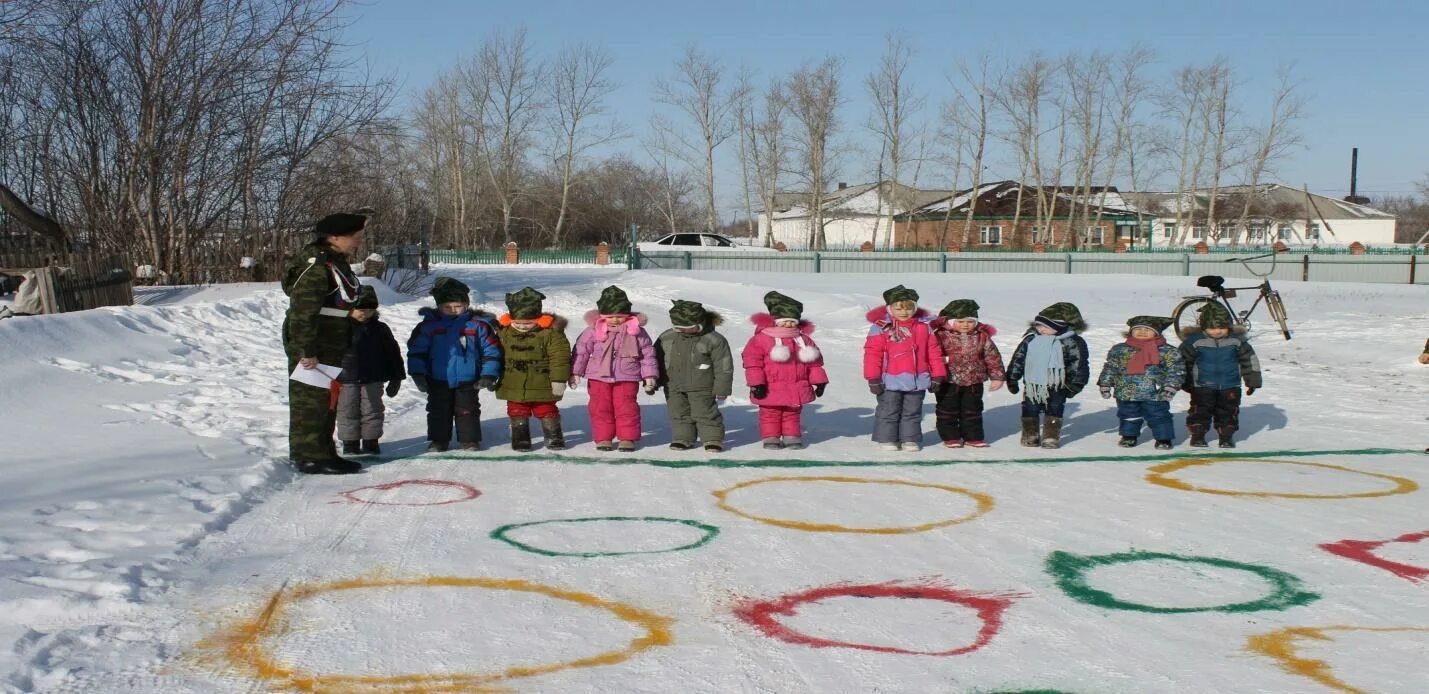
763, 182, 955, 218
1122, 185, 1394, 221
902, 181, 1140, 219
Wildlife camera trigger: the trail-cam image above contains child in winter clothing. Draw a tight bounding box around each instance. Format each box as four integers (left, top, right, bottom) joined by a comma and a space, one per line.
570, 285, 658, 452
930, 299, 1006, 448
407, 277, 503, 452
494, 287, 571, 451
336, 285, 406, 456
863, 285, 948, 452
1178, 303, 1262, 448
655, 299, 734, 452
1006, 302, 1091, 449
742, 291, 828, 450
1097, 316, 1186, 450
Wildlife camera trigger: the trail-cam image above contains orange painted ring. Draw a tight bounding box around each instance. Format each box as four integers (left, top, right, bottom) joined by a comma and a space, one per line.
209, 576, 673, 691
1248, 625, 1429, 693
1146, 458, 1418, 499
711, 475, 994, 534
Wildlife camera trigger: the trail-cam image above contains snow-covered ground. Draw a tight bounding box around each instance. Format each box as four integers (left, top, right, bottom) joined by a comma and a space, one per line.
0, 266, 1425, 693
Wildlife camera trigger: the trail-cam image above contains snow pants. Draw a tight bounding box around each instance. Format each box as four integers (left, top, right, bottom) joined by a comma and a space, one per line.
1187, 387, 1241, 434
934, 383, 986, 442
1116, 399, 1174, 441
507, 401, 560, 419
667, 389, 724, 445
336, 382, 386, 441
758, 405, 803, 440
588, 380, 641, 443
427, 381, 481, 445
874, 389, 926, 444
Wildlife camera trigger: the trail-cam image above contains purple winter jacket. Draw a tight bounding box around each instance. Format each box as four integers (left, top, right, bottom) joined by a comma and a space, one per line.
571, 310, 659, 383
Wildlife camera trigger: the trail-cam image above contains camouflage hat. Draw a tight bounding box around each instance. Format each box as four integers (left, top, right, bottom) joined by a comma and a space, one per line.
596, 285, 632, 314
939, 299, 980, 320
669, 300, 707, 329
1127, 315, 1173, 333
505, 287, 546, 320
763, 291, 803, 320
1037, 302, 1087, 332
882, 285, 920, 305
431, 276, 471, 305
1198, 302, 1234, 329
353, 285, 379, 309
315, 212, 366, 238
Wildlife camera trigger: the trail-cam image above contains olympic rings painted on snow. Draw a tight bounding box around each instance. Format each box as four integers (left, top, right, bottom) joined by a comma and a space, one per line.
1248, 625, 1429, 694
336, 479, 482, 507
1047, 550, 1320, 614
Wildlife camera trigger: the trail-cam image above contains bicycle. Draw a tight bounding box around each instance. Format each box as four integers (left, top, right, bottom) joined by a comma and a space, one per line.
1170, 251, 1291, 340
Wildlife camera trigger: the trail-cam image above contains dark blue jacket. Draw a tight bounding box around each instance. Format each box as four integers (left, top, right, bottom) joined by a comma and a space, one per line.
406, 308, 503, 387
339, 315, 405, 384
1006, 326, 1091, 397
1179, 330, 1262, 390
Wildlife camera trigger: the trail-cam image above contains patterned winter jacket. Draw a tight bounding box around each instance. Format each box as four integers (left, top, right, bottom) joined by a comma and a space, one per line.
930, 319, 1006, 387
1005, 327, 1091, 397
1097, 340, 1187, 402
494, 314, 571, 403
1178, 330, 1262, 390
742, 313, 828, 408
862, 307, 948, 391
571, 311, 658, 383
406, 308, 503, 388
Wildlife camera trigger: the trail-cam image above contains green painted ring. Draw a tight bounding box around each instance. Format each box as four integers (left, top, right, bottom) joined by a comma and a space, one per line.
1047, 550, 1320, 614
490, 516, 720, 558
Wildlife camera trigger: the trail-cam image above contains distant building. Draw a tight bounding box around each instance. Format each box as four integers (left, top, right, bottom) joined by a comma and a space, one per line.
1124, 184, 1397, 248
758, 182, 953, 249
894, 181, 1143, 249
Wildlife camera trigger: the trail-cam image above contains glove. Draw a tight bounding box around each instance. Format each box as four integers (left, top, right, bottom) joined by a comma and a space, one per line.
385, 380, 401, 398
1245, 387, 1256, 396
412, 374, 429, 393
642, 378, 658, 395
1161, 385, 1180, 399
1099, 386, 1112, 399
813, 383, 826, 398
568, 375, 581, 388
1006, 380, 1019, 395
930, 376, 948, 388
750, 384, 768, 399
867, 380, 885, 396
551, 382, 567, 397
477, 377, 497, 391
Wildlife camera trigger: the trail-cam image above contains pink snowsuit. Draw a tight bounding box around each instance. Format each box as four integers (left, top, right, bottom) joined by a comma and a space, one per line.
572, 310, 658, 443
741, 313, 829, 440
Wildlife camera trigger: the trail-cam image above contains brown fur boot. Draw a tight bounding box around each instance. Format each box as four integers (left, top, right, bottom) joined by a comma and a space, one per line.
1040, 416, 1063, 449
1020, 417, 1041, 447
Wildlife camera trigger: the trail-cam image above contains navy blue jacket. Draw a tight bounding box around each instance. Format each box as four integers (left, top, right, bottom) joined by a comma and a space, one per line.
406, 308, 503, 387
1006, 326, 1091, 397
1179, 330, 1262, 390
339, 315, 405, 384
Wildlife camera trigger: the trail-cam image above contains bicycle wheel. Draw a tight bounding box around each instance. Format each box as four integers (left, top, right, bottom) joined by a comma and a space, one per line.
1171, 297, 1217, 337
1265, 290, 1291, 340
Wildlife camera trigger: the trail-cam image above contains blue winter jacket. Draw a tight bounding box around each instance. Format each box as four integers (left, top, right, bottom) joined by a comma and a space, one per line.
406, 308, 503, 387
1178, 330, 1262, 390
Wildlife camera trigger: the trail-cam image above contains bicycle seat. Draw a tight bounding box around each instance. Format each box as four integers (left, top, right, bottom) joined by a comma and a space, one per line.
1196, 275, 1226, 291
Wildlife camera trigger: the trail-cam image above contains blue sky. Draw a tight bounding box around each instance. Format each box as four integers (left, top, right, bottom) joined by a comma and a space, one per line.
346, 0, 1429, 217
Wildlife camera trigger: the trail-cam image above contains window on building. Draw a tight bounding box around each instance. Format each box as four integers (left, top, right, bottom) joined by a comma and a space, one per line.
1278, 224, 1294, 240
1307, 223, 1321, 240
1162, 223, 1177, 239
1248, 225, 1266, 241
1086, 226, 1104, 245
1191, 225, 1207, 240
1030, 226, 1050, 243
979, 225, 1002, 245
1217, 223, 1232, 239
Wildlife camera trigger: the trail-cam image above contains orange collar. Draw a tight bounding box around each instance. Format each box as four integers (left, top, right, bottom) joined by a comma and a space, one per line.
499, 313, 554, 329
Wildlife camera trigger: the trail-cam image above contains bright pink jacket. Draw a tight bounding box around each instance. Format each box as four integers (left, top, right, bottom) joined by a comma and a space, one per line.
571, 311, 658, 383
741, 313, 829, 407
863, 307, 948, 391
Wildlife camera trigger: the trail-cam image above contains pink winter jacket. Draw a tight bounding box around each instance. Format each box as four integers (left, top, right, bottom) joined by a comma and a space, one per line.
571, 311, 658, 383
741, 313, 829, 407
863, 307, 948, 391
930, 318, 1006, 387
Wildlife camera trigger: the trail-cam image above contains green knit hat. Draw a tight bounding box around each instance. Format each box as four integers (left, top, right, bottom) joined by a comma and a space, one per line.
1198, 302, 1233, 329
763, 291, 803, 320
505, 287, 546, 319
882, 285, 919, 305
431, 276, 470, 305
353, 285, 379, 309
596, 285, 632, 314
1127, 315, 1173, 333
1037, 302, 1086, 331
939, 299, 979, 320
669, 300, 707, 329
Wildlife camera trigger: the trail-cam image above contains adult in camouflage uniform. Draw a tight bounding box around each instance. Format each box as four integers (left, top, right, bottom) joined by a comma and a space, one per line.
655, 299, 734, 451
281, 212, 367, 474
494, 287, 572, 451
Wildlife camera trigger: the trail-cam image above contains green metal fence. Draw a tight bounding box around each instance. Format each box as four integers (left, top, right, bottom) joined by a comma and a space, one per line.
428, 248, 629, 265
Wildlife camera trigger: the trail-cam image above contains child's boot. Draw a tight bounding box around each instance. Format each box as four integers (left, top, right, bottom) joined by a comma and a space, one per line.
1020, 417, 1041, 447
617, 440, 637, 453
1188, 427, 1209, 448
540, 417, 565, 450
1217, 427, 1236, 449
1154, 440, 1173, 450
784, 437, 805, 450
427, 441, 449, 453
362, 439, 381, 455
704, 441, 724, 453
510, 418, 532, 452
342, 440, 362, 456
1040, 417, 1063, 449
1118, 436, 1138, 448
762, 437, 784, 450
460, 441, 480, 451
595, 441, 615, 452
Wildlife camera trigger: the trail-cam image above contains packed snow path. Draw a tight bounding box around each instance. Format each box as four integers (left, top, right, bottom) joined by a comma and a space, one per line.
0, 269, 1425, 693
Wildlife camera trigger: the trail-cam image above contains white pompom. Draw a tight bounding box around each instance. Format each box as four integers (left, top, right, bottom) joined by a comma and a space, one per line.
769, 341, 791, 362
797, 344, 821, 363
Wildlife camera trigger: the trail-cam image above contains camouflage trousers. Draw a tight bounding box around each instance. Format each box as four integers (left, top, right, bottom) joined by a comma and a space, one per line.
289, 357, 338, 462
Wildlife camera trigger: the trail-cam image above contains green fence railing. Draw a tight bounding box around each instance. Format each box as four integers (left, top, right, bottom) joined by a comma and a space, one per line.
428, 248, 629, 265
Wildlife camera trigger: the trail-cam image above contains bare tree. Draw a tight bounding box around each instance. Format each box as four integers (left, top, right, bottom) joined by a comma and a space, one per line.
786, 57, 844, 249
994, 56, 1055, 244
476, 28, 543, 243
945, 55, 996, 248
745, 79, 787, 247
866, 34, 925, 249
545, 43, 621, 247
1229, 65, 1303, 246
1199, 59, 1237, 244
1062, 52, 1111, 247
1093, 49, 1154, 240
654, 46, 743, 233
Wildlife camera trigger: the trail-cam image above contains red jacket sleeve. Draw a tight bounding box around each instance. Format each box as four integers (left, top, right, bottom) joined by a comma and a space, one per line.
862, 330, 885, 381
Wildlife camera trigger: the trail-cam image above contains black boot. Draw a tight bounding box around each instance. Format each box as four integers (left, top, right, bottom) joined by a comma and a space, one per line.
511, 418, 532, 452
342, 440, 362, 456
361, 439, 381, 455
294, 457, 361, 475
1217, 427, 1236, 448
540, 417, 565, 450
1040, 417, 1063, 449
1154, 440, 1173, 450
1118, 436, 1138, 448
1188, 427, 1208, 448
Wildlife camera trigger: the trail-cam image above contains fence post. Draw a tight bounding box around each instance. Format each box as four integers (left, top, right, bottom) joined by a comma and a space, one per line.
1302, 254, 1309, 282
1181, 254, 1191, 276
813, 251, 822, 273
939, 252, 948, 274
504, 242, 519, 264
595, 242, 609, 266
1064, 253, 1073, 274
683, 251, 692, 270
1409, 253, 1416, 284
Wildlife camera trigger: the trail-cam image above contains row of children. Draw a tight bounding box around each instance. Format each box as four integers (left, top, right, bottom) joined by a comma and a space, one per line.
332, 279, 1263, 456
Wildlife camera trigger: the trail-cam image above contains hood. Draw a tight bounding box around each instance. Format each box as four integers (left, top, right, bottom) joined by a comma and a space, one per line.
583, 309, 647, 327
499, 313, 569, 332
750, 312, 816, 334
867, 306, 932, 326
931, 318, 997, 338
419, 306, 497, 323
1178, 324, 1249, 341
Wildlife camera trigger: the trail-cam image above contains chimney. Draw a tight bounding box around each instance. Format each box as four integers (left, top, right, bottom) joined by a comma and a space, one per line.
1344, 148, 1371, 205
837, 182, 847, 190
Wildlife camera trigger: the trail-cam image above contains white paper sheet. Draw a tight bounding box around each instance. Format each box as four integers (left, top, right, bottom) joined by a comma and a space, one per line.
289, 362, 344, 389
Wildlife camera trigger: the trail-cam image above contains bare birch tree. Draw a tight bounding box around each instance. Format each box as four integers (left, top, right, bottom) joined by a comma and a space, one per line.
745, 80, 787, 247
786, 57, 844, 249
1230, 65, 1303, 246
476, 28, 543, 244
866, 34, 925, 249
654, 46, 743, 232
545, 43, 621, 247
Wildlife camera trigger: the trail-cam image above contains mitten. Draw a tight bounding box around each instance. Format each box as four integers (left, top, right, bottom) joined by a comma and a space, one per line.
813, 383, 826, 398
1099, 386, 1112, 399
1006, 380, 1019, 394
412, 374, 429, 393
750, 384, 768, 399
1245, 387, 1256, 396
551, 382, 567, 397
642, 378, 658, 395
867, 380, 885, 396
385, 380, 401, 398
477, 376, 497, 391
1161, 385, 1180, 399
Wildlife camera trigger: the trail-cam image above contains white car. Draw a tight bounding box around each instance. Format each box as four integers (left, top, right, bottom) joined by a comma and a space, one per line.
637, 233, 776, 253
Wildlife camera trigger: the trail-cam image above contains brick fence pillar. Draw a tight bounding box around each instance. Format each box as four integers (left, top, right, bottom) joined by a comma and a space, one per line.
1032, 242, 1047, 253
1194, 241, 1210, 254
504, 241, 519, 264
860, 241, 874, 252
595, 242, 609, 265
1348, 241, 1366, 255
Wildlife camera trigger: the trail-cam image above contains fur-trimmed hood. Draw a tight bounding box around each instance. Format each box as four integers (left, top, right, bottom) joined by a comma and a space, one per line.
417, 306, 498, 323
866, 306, 934, 327
498, 312, 568, 332
750, 312, 816, 334
930, 317, 998, 338
583, 309, 647, 326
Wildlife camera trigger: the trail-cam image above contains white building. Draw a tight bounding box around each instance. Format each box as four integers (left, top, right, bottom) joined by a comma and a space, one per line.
1125, 184, 1397, 248
758, 182, 953, 249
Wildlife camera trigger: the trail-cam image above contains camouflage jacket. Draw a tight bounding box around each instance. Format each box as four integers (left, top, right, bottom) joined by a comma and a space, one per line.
281, 241, 360, 365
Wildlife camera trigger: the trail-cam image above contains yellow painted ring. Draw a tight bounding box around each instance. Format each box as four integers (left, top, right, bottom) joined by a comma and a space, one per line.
205, 576, 673, 692
711, 475, 995, 534
1146, 458, 1418, 500
1248, 625, 1429, 694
